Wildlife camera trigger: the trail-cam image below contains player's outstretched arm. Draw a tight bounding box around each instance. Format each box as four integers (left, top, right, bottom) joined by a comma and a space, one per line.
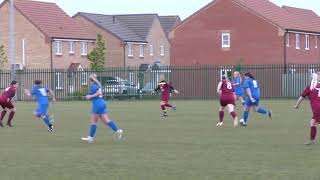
49, 89, 56, 102
85, 89, 102, 100
294, 96, 304, 109
24, 89, 31, 96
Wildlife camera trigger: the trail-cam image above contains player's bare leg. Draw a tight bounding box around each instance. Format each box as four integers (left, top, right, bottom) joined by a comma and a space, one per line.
101, 114, 123, 140
305, 119, 317, 145
6, 108, 16, 127
227, 104, 238, 127
217, 106, 225, 127
0, 108, 7, 127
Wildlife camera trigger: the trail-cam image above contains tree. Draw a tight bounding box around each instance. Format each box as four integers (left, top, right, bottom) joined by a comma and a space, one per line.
88, 33, 106, 71
0, 45, 7, 68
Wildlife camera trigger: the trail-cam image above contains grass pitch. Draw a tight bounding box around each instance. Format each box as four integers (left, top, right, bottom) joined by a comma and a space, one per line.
0, 100, 319, 180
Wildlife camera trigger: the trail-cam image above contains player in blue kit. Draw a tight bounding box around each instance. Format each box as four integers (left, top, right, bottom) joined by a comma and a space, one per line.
24, 80, 56, 132
240, 72, 272, 126
81, 74, 123, 143
232, 71, 245, 106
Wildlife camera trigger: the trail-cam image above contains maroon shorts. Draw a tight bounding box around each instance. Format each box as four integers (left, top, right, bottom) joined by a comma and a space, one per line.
220, 95, 235, 107
0, 99, 14, 109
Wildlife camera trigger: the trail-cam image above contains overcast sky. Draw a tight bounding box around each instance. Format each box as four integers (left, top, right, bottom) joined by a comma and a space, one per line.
1, 0, 320, 20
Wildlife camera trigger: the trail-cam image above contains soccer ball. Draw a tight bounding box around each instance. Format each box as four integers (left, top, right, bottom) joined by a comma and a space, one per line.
239, 119, 244, 125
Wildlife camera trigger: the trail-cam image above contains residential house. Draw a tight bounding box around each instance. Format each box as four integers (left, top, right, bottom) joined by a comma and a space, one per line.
169, 0, 320, 66
74, 13, 180, 67
0, 0, 95, 70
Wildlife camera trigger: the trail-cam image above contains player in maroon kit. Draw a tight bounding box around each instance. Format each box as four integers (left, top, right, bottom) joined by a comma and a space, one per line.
154, 74, 179, 117
0, 81, 18, 127
216, 76, 239, 127
294, 73, 320, 145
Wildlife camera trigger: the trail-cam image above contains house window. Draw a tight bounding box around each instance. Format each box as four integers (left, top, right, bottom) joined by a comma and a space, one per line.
69, 42, 74, 54
288, 68, 296, 75
220, 69, 232, 80
305, 35, 310, 50
315, 35, 318, 48
55, 41, 62, 55
81, 72, 88, 85
160, 45, 165, 56
80, 42, 88, 55
295, 34, 300, 49
150, 44, 154, 56
55, 73, 63, 89
128, 43, 133, 57
139, 45, 144, 57
286, 33, 290, 47
221, 33, 231, 48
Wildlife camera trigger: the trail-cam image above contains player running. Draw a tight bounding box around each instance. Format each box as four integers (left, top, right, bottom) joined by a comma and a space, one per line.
240, 72, 272, 126
294, 73, 320, 145
0, 81, 18, 127
24, 80, 56, 132
233, 71, 245, 106
216, 76, 239, 127
81, 74, 123, 143
154, 74, 179, 117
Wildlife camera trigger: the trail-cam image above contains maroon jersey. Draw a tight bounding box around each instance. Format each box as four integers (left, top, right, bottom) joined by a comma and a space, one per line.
301, 85, 320, 113
155, 81, 174, 102
219, 80, 234, 95
0, 86, 16, 103
219, 80, 235, 106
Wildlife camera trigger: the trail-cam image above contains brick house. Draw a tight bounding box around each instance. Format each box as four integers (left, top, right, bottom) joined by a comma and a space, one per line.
0, 0, 95, 70
74, 13, 180, 67
169, 0, 320, 66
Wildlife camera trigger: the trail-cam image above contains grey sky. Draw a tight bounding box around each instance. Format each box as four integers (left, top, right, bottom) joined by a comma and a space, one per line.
1, 0, 320, 19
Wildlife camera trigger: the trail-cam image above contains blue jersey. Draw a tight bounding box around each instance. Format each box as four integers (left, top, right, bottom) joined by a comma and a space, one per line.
89, 83, 105, 105
233, 77, 243, 95
31, 85, 49, 105
243, 78, 260, 99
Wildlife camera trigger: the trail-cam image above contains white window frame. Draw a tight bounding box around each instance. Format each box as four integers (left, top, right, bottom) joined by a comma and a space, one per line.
55, 73, 63, 90
160, 45, 165, 56
55, 41, 62, 55
80, 42, 88, 56
149, 44, 154, 56
288, 68, 296, 75
69, 41, 75, 54
81, 72, 88, 86
221, 33, 231, 48
315, 35, 318, 48
286, 33, 290, 47
220, 69, 232, 80
305, 35, 310, 50
139, 44, 144, 57
128, 43, 133, 57
295, 34, 300, 49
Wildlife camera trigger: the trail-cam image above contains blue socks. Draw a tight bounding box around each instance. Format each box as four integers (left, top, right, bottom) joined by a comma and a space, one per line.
43, 116, 52, 127
243, 111, 249, 123
89, 124, 97, 137
257, 108, 268, 115
107, 121, 119, 132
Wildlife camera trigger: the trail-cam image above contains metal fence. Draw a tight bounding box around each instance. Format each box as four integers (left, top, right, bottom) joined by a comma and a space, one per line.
0, 64, 319, 101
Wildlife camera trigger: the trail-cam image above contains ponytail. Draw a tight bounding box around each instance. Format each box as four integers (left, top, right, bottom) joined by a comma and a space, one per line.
310, 73, 318, 90
89, 74, 102, 87
244, 72, 255, 80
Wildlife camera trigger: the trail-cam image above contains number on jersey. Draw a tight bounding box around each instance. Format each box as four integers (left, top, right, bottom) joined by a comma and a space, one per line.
252, 80, 258, 88
38, 88, 48, 96
227, 82, 232, 90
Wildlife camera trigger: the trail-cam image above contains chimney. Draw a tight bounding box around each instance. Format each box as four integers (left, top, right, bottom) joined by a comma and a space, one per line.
113, 16, 116, 23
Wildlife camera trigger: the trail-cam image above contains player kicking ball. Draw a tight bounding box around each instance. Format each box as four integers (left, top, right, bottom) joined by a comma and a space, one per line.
24, 80, 56, 132
154, 74, 179, 117
216, 76, 239, 127
294, 73, 320, 145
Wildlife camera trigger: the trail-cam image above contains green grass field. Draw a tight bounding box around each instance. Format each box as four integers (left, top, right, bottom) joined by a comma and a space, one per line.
0, 100, 319, 180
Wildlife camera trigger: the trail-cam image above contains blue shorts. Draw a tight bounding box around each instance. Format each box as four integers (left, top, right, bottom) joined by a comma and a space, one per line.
36, 104, 49, 116
245, 98, 260, 107
91, 103, 107, 115
235, 90, 243, 97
